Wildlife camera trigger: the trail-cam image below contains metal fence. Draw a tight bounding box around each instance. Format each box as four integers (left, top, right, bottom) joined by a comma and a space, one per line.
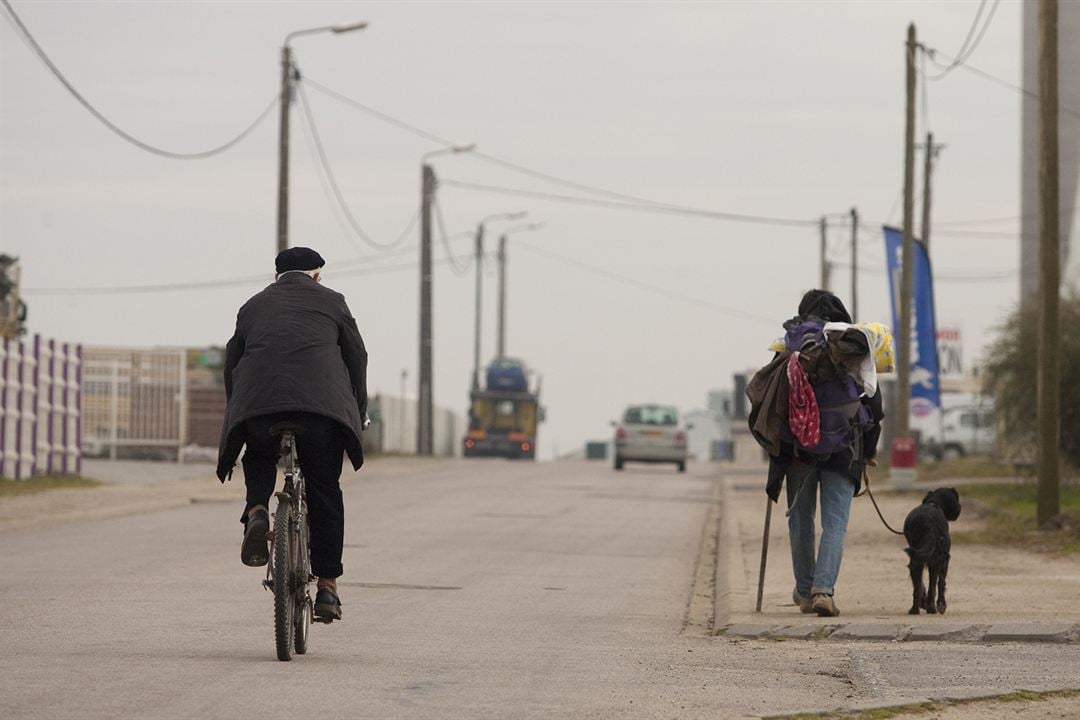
0, 335, 82, 478
81, 346, 187, 461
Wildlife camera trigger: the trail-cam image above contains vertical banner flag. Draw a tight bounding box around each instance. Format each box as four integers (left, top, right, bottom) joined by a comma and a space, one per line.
883, 226, 941, 418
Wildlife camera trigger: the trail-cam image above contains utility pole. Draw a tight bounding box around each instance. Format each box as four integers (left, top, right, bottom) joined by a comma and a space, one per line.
472, 223, 485, 390
399, 369, 408, 452
497, 234, 507, 359
897, 22, 917, 441
849, 207, 858, 321
418, 164, 436, 455
275, 22, 368, 255
1036, 0, 1060, 525
495, 222, 540, 359
275, 46, 294, 254
819, 216, 830, 290
920, 132, 944, 249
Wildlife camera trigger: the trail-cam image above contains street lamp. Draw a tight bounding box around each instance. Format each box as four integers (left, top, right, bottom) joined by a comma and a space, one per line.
417, 143, 475, 455
471, 211, 527, 390
276, 22, 369, 254
421, 144, 476, 165
496, 222, 544, 358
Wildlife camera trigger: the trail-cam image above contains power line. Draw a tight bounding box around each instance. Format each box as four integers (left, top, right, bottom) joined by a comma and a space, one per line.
934, 209, 1077, 227
514, 241, 775, 326
834, 260, 1016, 283
961, 0, 1001, 63
433, 198, 474, 276
855, 221, 1040, 240
952, 0, 991, 63
23, 230, 478, 296
920, 0, 1000, 81
295, 88, 369, 254
920, 49, 931, 134
296, 83, 413, 250
23, 251, 479, 296
922, 43, 1080, 122
0, 0, 277, 159
439, 178, 817, 228
303, 75, 1048, 234
302, 75, 820, 227
303, 75, 456, 147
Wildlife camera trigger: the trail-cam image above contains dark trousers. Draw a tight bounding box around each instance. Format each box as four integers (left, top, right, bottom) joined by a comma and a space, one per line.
240, 412, 346, 579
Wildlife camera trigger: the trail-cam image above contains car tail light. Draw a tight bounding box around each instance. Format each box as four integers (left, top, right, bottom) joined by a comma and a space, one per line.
616, 428, 627, 441
675, 431, 686, 445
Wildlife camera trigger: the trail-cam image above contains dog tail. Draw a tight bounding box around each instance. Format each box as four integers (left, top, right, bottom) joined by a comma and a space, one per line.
904, 542, 933, 562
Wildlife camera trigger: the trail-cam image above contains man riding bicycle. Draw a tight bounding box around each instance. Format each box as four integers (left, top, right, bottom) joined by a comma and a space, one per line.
216, 247, 367, 622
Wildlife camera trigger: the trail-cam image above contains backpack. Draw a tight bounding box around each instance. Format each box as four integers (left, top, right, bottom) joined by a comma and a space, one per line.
780, 317, 873, 458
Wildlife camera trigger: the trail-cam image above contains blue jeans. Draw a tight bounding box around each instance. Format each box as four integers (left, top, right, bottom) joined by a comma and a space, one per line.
786, 462, 855, 598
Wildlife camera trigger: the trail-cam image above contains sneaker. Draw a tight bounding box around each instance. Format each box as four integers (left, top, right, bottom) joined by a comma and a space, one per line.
240, 508, 270, 567
811, 593, 840, 617
792, 589, 814, 614
314, 588, 342, 622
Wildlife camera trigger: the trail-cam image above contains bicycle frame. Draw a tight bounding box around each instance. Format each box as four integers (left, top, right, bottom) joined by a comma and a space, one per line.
264, 432, 312, 582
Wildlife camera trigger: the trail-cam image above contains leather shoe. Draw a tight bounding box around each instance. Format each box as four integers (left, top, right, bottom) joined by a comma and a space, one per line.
314, 588, 342, 621
240, 508, 270, 567
792, 589, 814, 614
811, 593, 840, 617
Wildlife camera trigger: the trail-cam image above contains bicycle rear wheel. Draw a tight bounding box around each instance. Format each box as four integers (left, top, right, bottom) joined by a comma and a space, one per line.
273, 498, 295, 661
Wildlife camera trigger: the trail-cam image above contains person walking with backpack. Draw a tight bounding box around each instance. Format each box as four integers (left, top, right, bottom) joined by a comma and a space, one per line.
747, 289, 885, 617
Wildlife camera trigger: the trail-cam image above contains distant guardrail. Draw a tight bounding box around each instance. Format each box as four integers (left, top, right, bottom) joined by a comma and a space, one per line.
0, 335, 82, 479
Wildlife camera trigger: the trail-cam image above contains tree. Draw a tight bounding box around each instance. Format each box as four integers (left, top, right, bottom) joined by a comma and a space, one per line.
982, 292, 1080, 468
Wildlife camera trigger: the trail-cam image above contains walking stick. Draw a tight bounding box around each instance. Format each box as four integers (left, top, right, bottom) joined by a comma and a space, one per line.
755, 497, 773, 613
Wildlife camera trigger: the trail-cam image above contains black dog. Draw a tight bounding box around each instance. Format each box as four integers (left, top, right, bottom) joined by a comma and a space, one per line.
903, 487, 961, 615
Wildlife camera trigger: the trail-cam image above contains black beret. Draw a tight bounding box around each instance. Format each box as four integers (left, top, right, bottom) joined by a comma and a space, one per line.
275, 247, 325, 273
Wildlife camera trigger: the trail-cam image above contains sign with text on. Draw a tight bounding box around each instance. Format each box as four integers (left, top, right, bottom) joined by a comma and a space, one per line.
937, 327, 963, 378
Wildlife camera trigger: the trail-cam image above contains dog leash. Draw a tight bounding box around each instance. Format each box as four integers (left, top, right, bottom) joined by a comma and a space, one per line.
859, 466, 906, 536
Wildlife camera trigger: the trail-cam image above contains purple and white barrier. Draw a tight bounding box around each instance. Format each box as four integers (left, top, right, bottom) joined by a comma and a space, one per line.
0, 335, 81, 479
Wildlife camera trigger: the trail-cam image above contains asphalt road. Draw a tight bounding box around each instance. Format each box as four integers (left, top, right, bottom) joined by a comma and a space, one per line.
2, 458, 1079, 719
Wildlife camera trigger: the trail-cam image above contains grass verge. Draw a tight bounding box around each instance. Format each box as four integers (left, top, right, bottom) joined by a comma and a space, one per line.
0, 475, 103, 498
770, 687, 1080, 719
915, 456, 1027, 483
952, 481, 1080, 554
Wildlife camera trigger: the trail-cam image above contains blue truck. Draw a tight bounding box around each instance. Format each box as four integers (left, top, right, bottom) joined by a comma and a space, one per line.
464, 359, 542, 460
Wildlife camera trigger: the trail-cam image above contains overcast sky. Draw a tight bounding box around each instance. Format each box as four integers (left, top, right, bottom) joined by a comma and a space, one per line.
0, 1, 1063, 459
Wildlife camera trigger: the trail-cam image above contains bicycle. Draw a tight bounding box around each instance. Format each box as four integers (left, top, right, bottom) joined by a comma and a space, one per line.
262, 422, 325, 661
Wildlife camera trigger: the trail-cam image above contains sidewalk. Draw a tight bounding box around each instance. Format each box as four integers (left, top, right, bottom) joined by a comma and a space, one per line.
715, 465, 1080, 643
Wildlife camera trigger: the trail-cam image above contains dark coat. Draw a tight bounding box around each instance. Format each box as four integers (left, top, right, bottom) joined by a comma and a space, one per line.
216, 273, 367, 481
746, 351, 791, 457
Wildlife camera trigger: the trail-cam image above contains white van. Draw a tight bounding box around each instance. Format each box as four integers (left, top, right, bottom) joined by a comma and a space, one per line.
917, 400, 996, 460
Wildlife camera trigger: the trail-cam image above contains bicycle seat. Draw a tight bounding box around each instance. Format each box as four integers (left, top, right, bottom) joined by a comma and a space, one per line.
269, 421, 306, 437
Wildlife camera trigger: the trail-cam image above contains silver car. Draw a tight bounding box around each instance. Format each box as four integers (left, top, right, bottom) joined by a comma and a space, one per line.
613, 404, 688, 472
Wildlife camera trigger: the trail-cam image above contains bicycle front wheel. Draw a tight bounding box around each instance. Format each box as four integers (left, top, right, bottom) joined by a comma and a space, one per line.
273, 499, 295, 661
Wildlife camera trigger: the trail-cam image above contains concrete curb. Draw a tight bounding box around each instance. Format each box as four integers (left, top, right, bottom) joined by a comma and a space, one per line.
682, 474, 723, 636
716, 621, 1080, 644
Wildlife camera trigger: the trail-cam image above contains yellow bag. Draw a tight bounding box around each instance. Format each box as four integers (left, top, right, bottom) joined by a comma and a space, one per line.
857, 322, 895, 373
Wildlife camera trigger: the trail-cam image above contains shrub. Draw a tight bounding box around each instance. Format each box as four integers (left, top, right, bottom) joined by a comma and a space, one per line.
982, 292, 1080, 468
